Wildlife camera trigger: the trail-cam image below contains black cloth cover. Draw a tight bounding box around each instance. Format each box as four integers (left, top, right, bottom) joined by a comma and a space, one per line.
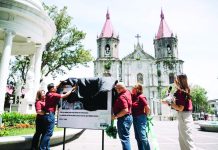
59, 77, 118, 111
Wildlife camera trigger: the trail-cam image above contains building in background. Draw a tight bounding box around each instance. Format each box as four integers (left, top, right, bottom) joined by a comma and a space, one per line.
94, 10, 184, 116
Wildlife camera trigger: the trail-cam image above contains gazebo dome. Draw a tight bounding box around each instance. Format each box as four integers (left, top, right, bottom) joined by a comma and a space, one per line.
0, 0, 56, 55
17, 0, 44, 11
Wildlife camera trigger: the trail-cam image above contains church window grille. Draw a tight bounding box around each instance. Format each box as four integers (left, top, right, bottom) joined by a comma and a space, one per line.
137, 73, 143, 84
167, 45, 171, 52
157, 48, 160, 58
105, 44, 110, 56
152, 91, 155, 98
167, 44, 173, 57
157, 63, 160, 70
169, 73, 174, 84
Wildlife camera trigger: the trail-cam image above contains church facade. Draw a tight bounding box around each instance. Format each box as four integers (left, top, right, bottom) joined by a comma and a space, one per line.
94, 10, 184, 116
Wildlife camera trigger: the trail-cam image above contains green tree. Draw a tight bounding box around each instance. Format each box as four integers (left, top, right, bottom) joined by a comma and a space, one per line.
8, 56, 30, 84
190, 85, 208, 113
8, 4, 93, 84
41, 5, 93, 78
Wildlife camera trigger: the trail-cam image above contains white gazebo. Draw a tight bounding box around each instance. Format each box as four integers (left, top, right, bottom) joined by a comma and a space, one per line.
0, 0, 56, 113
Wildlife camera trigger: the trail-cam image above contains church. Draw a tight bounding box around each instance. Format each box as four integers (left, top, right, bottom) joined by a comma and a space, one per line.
94, 10, 184, 116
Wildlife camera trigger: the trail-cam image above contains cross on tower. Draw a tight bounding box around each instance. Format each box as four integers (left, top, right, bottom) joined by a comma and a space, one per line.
135, 34, 141, 44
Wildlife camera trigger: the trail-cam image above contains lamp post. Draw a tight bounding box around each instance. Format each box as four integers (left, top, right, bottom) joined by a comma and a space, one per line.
9, 97, 13, 112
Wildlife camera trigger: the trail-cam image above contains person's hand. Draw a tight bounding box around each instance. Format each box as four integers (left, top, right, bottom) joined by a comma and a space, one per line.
71, 85, 78, 92
161, 99, 170, 105
112, 115, 117, 120
144, 106, 150, 115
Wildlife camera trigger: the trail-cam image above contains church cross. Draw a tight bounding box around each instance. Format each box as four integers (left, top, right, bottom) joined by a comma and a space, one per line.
135, 34, 141, 44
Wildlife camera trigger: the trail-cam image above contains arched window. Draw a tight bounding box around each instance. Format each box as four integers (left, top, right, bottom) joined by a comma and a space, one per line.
137, 73, 143, 84
169, 73, 174, 84
104, 44, 110, 56
167, 44, 173, 57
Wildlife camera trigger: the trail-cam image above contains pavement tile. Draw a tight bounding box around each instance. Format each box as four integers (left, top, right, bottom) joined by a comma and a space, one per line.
51, 121, 218, 150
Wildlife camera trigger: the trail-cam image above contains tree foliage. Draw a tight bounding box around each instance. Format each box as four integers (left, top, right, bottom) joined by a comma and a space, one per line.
190, 85, 210, 113
8, 56, 30, 84
8, 4, 93, 84
41, 4, 93, 78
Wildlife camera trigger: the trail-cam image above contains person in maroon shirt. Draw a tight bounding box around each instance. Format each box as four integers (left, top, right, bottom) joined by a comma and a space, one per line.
31, 90, 46, 150
40, 82, 75, 150
112, 82, 133, 150
131, 83, 150, 150
162, 74, 196, 150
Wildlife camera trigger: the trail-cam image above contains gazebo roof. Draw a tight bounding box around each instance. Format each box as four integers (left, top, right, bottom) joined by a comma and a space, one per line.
0, 0, 56, 55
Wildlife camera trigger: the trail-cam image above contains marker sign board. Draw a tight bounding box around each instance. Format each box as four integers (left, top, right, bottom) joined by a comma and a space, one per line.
57, 85, 112, 130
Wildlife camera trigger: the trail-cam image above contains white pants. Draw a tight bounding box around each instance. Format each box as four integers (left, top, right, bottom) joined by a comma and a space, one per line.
177, 111, 196, 150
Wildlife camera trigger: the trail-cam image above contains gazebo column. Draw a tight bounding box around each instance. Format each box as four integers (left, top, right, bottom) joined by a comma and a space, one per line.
0, 30, 15, 113
20, 54, 35, 113
20, 44, 44, 114
25, 54, 35, 96
34, 44, 44, 92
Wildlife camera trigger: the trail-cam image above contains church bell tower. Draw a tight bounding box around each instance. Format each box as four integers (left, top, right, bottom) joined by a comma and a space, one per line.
94, 10, 121, 80
154, 10, 184, 85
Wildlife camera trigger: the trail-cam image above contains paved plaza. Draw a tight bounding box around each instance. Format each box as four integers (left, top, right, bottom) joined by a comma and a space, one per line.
51, 121, 218, 150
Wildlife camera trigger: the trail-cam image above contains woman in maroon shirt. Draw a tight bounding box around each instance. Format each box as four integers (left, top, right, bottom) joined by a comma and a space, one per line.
162, 74, 196, 150
31, 90, 46, 150
132, 83, 150, 150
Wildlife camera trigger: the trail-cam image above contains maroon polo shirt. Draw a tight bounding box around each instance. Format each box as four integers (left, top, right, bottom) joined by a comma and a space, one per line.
35, 100, 45, 117
45, 92, 61, 113
174, 90, 192, 111
132, 94, 148, 116
113, 89, 132, 115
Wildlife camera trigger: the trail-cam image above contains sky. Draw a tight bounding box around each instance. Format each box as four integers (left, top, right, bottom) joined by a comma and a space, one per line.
43, 0, 218, 100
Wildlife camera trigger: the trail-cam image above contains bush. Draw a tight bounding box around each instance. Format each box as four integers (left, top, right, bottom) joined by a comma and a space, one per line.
0, 112, 36, 136
0, 112, 36, 127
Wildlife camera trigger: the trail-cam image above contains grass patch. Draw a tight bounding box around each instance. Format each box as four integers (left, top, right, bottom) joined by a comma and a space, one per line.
1, 127, 63, 137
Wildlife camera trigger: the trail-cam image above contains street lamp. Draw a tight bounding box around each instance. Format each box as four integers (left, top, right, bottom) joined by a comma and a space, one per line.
9, 97, 13, 112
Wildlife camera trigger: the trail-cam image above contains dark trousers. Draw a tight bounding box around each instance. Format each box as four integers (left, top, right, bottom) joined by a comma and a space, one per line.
31, 116, 45, 150
39, 113, 55, 150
